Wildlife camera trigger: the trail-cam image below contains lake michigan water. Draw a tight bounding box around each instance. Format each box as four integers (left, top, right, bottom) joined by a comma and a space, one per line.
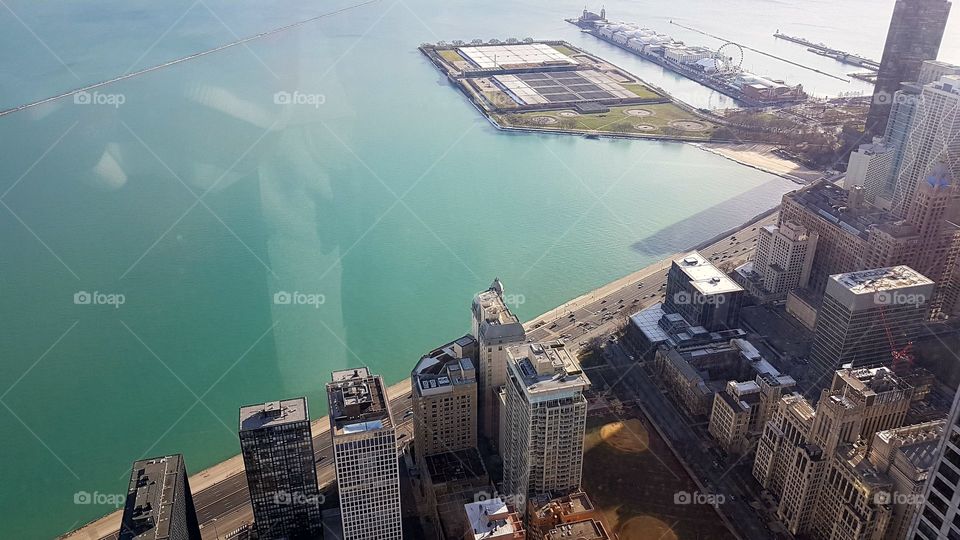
1, 0, 957, 536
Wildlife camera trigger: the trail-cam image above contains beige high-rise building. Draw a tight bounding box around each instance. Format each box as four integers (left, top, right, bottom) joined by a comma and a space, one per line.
734, 220, 818, 302
502, 342, 590, 507
411, 335, 478, 464
472, 279, 526, 446
753, 367, 916, 539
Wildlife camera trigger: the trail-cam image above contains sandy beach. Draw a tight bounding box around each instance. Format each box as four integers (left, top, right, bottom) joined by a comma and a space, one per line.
695, 142, 824, 184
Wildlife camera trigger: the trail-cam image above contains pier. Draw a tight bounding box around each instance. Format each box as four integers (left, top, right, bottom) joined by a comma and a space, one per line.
774, 31, 879, 71
668, 22, 849, 83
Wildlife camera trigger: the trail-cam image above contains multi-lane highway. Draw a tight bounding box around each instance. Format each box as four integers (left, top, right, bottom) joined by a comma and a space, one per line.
68, 210, 778, 540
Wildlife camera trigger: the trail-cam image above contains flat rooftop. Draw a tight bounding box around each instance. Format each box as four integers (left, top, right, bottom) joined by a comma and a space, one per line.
508, 341, 590, 395
673, 251, 743, 296
425, 448, 488, 484
120, 455, 188, 540
475, 286, 521, 326
546, 519, 609, 540
327, 368, 393, 436
785, 181, 900, 240
458, 43, 577, 69
831, 367, 912, 398
239, 397, 308, 431
831, 265, 934, 294
464, 498, 521, 539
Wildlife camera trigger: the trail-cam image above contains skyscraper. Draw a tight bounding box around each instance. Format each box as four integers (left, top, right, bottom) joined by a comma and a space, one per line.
411, 335, 479, 464
663, 251, 744, 331
472, 279, 526, 445
327, 368, 402, 540
909, 389, 960, 539
734, 221, 818, 302
753, 368, 916, 539
239, 398, 323, 540
892, 76, 960, 219
118, 454, 201, 540
808, 266, 933, 390
865, 0, 951, 138
502, 341, 590, 506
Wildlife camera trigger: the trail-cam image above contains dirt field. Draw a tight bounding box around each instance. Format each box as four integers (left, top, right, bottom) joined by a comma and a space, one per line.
583, 412, 735, 540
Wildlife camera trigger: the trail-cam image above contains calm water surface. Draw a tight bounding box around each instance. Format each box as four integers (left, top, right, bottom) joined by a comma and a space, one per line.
1, 0, 956, 536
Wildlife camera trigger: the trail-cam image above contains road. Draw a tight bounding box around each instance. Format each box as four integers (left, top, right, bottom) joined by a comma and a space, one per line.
82, 387, 416, 540
69, 210, 778, 540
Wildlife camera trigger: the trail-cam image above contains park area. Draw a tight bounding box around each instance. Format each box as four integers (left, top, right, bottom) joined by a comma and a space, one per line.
494, 103, 717, 140
582, 411, 735, 540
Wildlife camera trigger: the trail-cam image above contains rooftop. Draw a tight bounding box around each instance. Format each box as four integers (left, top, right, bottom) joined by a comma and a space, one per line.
546, 519, 610, 540
831, 265, 934, 294
327, 368, 393, 436
529, 489, 595, 520
464, 498, 523, 539
457, 43, 577, 70
785, 181, 900, 240
412, 335, 478, 397
673, 251, 743, 296
120, 455, 188, 540
238, 397, 308, 432
424, 448, 488, 485
507, 341, 590, 395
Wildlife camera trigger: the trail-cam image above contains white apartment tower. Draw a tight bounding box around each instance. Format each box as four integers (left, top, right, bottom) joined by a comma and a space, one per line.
472, 279, 526, 445
502, 341, 590, 505
892, 75, 960, 218
327, 368, 402, 540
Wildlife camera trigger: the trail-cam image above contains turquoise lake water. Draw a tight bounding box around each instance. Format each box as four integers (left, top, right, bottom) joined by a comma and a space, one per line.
1, 0, 957, 536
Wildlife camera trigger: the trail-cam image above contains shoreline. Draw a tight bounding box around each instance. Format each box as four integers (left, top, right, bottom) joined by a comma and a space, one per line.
63, 205, 782, 539
691, 142, 822, 185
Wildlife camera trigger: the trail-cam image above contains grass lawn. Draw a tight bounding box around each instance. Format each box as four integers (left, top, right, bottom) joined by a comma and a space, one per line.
551, 44, 580, 57
438, 49, 466, 64
622, 83, 662, 100
497, 103, 717, 140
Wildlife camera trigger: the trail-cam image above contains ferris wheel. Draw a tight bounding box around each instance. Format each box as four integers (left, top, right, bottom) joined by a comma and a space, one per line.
713, 42, 744, 74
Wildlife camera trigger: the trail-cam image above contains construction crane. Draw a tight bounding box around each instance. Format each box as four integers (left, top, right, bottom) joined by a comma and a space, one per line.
877, 302, 915, 373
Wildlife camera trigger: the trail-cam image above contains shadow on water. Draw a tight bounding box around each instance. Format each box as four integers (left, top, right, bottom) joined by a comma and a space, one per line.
630, 178, 794, 257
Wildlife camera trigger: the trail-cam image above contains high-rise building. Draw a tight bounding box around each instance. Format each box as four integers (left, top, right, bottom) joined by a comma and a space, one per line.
411, 335, 478, 464
502, 342, 590, 506
892, 75, 960, 218
909, 389, 960, 539
118, 454, 201, 540
868, 420, 945, 540
808, 266, 933, 390
472, 279, 526, 446
919, 59, 960, 85
734, 221, 818, 302
239, 398, 323, 540
847, 138, 895, 203
865, 0, 951, 138
327, 368, 402, 540
753, 367, 916, 539
663, 251, 744, 331
876, 83, 924, 209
